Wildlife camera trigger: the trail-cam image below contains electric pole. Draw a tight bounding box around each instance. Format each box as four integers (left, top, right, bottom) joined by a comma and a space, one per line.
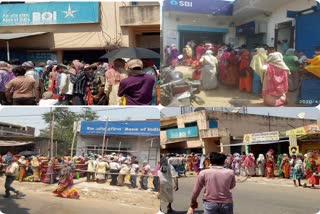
50, 107, 55, 158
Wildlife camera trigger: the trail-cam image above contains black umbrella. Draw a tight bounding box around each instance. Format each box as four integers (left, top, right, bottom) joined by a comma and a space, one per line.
100, 47, 160, 59
18, 151, 35, 156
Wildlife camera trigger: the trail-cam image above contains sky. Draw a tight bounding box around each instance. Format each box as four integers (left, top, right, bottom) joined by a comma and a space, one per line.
0, 107, 160, 136
161, 107, 320, 121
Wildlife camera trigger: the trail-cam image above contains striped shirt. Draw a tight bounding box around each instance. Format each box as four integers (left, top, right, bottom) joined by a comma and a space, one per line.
73, 72, 88, 95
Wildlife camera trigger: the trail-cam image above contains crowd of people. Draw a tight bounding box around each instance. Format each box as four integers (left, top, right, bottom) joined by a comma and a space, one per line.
0, 58, 159, 106
163, 149, 320, 189
0, 152, 160, 199
164, 41, 320, 106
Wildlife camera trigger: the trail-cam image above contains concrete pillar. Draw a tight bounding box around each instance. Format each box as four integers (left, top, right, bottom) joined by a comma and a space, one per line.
245, 145, 249, 155
220, 136, 230, 155
56, 50, 63, 63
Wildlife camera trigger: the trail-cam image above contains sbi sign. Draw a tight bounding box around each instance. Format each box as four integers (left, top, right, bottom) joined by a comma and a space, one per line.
170, 0, 193, 7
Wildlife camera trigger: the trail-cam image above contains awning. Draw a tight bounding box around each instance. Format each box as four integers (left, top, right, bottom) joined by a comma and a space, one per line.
0, 32, 47, 40
0, 141, 34, 147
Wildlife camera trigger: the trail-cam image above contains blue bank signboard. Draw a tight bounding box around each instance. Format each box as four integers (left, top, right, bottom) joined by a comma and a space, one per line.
0, 2, 99, 26
80, 121, 160, 137
163, 0, 234, 16
166, 126, 198, 139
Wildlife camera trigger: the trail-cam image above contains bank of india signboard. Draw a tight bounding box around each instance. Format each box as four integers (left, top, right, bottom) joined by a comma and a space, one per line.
0, 2, 99, 26
243, 131, 280, 144
166, 127, 198, 139
80, 121, 160, 137
163, 0, 234, 16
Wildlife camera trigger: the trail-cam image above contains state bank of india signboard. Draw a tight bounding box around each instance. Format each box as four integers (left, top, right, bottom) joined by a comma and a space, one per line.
163, 0, 234, 16
0, 2, 99, 26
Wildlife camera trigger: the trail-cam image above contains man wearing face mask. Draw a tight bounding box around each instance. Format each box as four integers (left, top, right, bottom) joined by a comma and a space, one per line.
158, 155, 179, 214
118, 59, 155, 105
72, 65, 95, 105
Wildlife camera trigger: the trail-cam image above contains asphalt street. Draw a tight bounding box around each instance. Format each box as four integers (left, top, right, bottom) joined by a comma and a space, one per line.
161, 176, 320, 214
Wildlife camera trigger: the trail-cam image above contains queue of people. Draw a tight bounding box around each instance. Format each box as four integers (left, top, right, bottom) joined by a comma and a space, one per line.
0, 152, 160, 200
165, 41, 320, 107
0, 58, 159, 106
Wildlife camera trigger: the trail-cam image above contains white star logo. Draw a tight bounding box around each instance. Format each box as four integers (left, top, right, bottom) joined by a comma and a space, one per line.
62, 4, 78, 18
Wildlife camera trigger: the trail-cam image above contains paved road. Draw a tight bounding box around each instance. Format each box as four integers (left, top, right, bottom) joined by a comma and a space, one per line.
0, 188, 157, 214
161, 176, 320, 214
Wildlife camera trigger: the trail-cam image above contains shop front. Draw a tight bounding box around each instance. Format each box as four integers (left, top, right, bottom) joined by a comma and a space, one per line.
236, 21, 267, 49
162, 0, 235, 50
77, 120, 160, 167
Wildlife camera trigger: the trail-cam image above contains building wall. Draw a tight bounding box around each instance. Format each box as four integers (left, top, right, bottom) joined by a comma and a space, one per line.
206, 111, 316, 137
76, 135, 160, 167
0, 2, 160, 59
234, 0, 317, 47
163, 11, 235, 50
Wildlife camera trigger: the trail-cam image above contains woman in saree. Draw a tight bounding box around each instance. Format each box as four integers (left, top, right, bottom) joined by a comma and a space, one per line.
250, 48, 267, 94
186, 155, 194, 172
239, 49, 252, 92
18, 156, 27, 182
218, 48, 231, 83
53, 163, 79, 199
244, 153, 256, 176
262, 52, 290, 107
281, 154, 291, 179
265, 155, 275, 179
193, 155, 200, 174
169, 44, 179, 68
232, 153, 241, 175
256, 154, 265, 177
183, 44, 193, 66
283, 49, 300, 91
199, 50, 218, 90
31, 156, 40, 182
303, 153, 317, 188
45, 157, 56, 184
224, 50, 239, 87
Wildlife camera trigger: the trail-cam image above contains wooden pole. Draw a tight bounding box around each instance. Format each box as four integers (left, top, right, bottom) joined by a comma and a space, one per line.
71, 121, 78, 157
101, 117, 108, 155
50, 107, 55, 158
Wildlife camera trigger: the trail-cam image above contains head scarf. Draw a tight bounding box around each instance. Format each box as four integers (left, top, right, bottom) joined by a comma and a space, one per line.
160, 156, 169, 173
257, 154, 265, 162
72, 60, 84, 74
250, 48, 267, 78
47, 60, 54, 66
305, 55, 320, 78
0, 61, 11, 71
267, 52, 290, 71
285, 48, 295, 56
22, 61, 34, 69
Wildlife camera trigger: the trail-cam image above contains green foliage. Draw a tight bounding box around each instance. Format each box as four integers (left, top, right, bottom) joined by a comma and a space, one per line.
40, 107, 99, 156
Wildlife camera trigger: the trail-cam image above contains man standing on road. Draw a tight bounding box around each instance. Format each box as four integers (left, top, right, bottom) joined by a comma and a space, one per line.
118, 59, 155, 105
187, 152, 236, 214
4, 157, 23, 198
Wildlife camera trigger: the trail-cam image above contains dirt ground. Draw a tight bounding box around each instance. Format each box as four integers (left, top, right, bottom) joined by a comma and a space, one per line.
167, 65, 306, 107
0, 176, 159, 210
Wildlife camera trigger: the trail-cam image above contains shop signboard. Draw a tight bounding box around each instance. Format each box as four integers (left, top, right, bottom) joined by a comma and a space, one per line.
166, 126, 198, 139
80, 121, 160, 137
243, 131, 280, 144
27, 51, 57, 63
163, 0, 234, 16
0, 2, 99, 26
286, 124, 320, 136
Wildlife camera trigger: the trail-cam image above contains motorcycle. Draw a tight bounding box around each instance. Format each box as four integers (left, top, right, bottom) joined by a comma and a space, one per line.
160, 67, 205, 106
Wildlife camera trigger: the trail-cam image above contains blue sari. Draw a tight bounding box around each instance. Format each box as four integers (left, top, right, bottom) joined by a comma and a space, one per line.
252, 73, 262, 94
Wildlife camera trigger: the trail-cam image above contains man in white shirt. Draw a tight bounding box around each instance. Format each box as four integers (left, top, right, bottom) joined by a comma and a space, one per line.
109, 157, 120, 186
38, 91, 58, 106
86, 157, 97, 182
130, 160, 140, 188
4, 157, 23, 198
56, 64, 74, 105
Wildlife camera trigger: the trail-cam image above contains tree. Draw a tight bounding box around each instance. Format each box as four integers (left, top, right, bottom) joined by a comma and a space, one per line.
79, 107, 99, 121
40, 107, 99, 156
40, 108, 79, 156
